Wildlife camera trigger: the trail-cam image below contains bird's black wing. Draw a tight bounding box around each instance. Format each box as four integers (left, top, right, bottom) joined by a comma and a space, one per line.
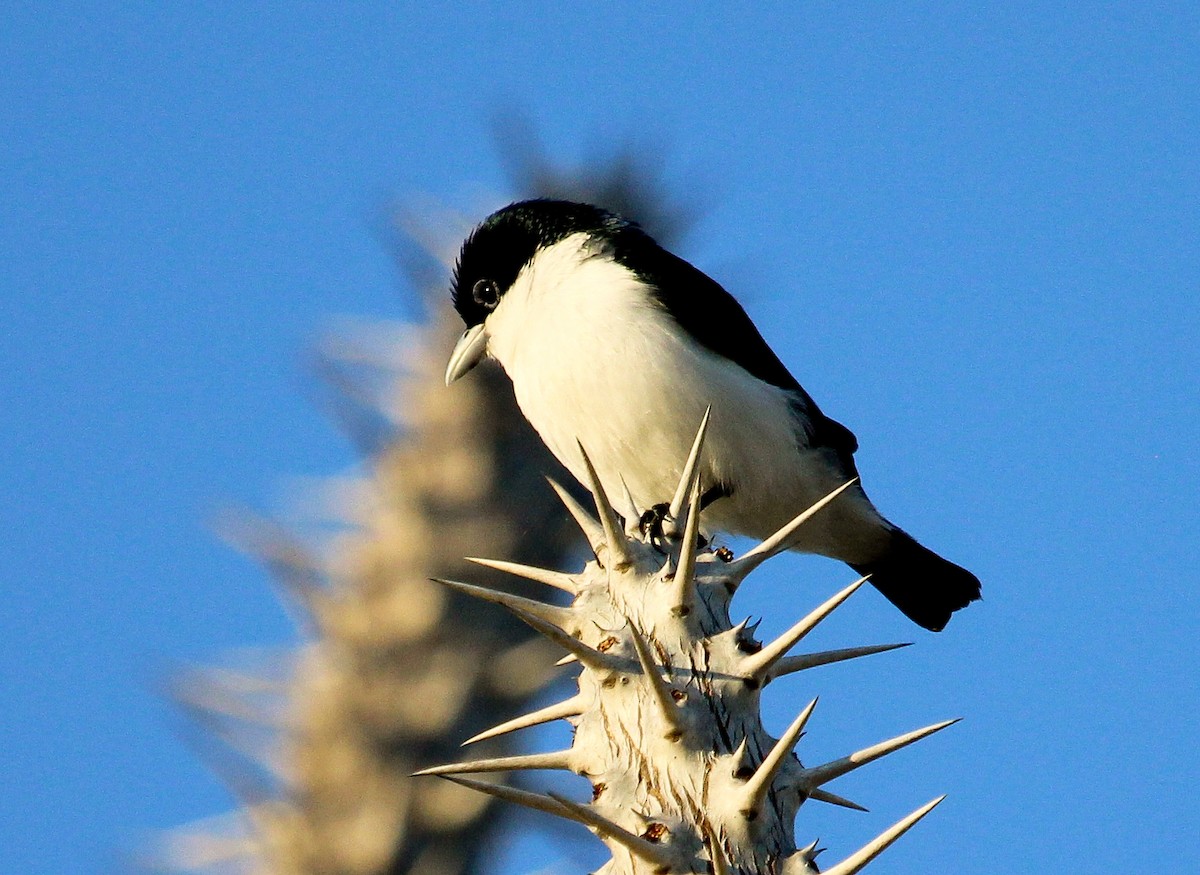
618, 239, 859, 467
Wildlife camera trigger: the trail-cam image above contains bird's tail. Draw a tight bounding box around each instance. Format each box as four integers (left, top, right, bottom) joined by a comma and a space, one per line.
850, 530, 981, 632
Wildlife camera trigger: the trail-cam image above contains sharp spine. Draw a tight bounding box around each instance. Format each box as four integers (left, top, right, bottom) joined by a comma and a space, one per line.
618, 475, 642, 537
546, 792, 676, 868
741, 698, 818, 816
508, 606, 625, 671
730, 479, 859, 578
797, 838, 825, 864
547, 477, 608, 558
670, 467, 704, 614
576, 440, 634, 570
444, 776, 684, 870
436, 774, 578, 820
431, 577, 574, 628
739, 578, 869, 682
461, 695, 585, 746
703, 822, 732, 875
465, 556, 577, 594
414, 748, 573, 776
667, 407, 712, 531
799, 720, 960, 791
729, 737, 750, 773
808, 788, 868, 812
818, 796, 946, 875
768, 643, 911, 682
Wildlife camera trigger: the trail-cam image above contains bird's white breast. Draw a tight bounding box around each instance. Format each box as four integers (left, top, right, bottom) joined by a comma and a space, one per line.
483, 233, 866, 552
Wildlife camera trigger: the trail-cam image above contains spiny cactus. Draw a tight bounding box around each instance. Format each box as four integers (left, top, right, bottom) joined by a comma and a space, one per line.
418, 413, 955, 875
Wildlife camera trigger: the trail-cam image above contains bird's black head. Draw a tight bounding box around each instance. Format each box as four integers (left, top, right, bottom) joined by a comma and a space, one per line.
451, 199, 638, 327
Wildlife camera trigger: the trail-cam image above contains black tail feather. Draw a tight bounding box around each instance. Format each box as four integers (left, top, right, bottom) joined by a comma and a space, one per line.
850, 531, 981, 632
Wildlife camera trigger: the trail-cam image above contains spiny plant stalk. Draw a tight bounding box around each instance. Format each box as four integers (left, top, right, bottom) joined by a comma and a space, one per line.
419, 414, 955, 875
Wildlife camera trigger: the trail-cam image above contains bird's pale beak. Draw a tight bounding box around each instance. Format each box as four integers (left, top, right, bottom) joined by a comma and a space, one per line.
445, 323, 489, 385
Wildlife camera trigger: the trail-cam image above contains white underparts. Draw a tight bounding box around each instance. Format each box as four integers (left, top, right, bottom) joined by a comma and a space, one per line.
482, 233, 888, 563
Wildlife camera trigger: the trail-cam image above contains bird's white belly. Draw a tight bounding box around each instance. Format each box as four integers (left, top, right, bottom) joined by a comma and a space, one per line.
511, 320, 801, 515
484, 239, 852, 548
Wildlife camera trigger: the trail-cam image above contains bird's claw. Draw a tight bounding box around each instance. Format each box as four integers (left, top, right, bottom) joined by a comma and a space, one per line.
639, 503, 673, 553
640, 502, 711, 553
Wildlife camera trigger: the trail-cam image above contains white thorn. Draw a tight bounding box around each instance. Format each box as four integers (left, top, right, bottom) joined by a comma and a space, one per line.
466, 557, 577, 594
628, 625, 685, 738
618, 475, 642, 537
800, 719, 960, 790
670, 469, 704, 615
703, 822, 731, 875
414, 749, 573, 776
436, 774, 577, 820
819, 796, 946, 875
741, 698, 818, 816
431, 578, 574, 628
668, 407, 712, 526
740, 578, 869, 683
547, 477, 607, 557
453, 779, 673, 868
508, 606, 624, 671
729, 737, 750, 773
769, 643, 911, 682
462, 695, 585, 746
801, 837, 824, 858
546, 793, 675, 869
808, 788, 869, 812
576, 440, 634, 570
730, 479, 858, 578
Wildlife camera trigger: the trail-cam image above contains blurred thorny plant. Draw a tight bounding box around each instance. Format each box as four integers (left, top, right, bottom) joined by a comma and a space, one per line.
157, 122, 699, 875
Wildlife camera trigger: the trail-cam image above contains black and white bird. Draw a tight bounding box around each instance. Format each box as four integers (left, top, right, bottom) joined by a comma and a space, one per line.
444, 199, 980, 631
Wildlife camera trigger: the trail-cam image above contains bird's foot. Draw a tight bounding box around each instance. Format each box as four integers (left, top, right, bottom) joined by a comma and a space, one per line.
639, 503, 672, 552
639, 502, 712, 553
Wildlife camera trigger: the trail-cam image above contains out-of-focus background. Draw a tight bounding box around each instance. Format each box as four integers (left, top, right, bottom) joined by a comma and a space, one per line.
3, 5, 1197, 874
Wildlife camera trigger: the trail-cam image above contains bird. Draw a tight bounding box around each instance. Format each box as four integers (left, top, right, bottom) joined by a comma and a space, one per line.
444, 198, 980, 631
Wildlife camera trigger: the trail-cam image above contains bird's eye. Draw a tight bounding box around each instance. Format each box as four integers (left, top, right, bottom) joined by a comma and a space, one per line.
472, 279, 501, 310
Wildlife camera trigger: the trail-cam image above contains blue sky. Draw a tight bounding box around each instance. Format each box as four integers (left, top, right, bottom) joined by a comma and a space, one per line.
2, 4, 1197, 873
